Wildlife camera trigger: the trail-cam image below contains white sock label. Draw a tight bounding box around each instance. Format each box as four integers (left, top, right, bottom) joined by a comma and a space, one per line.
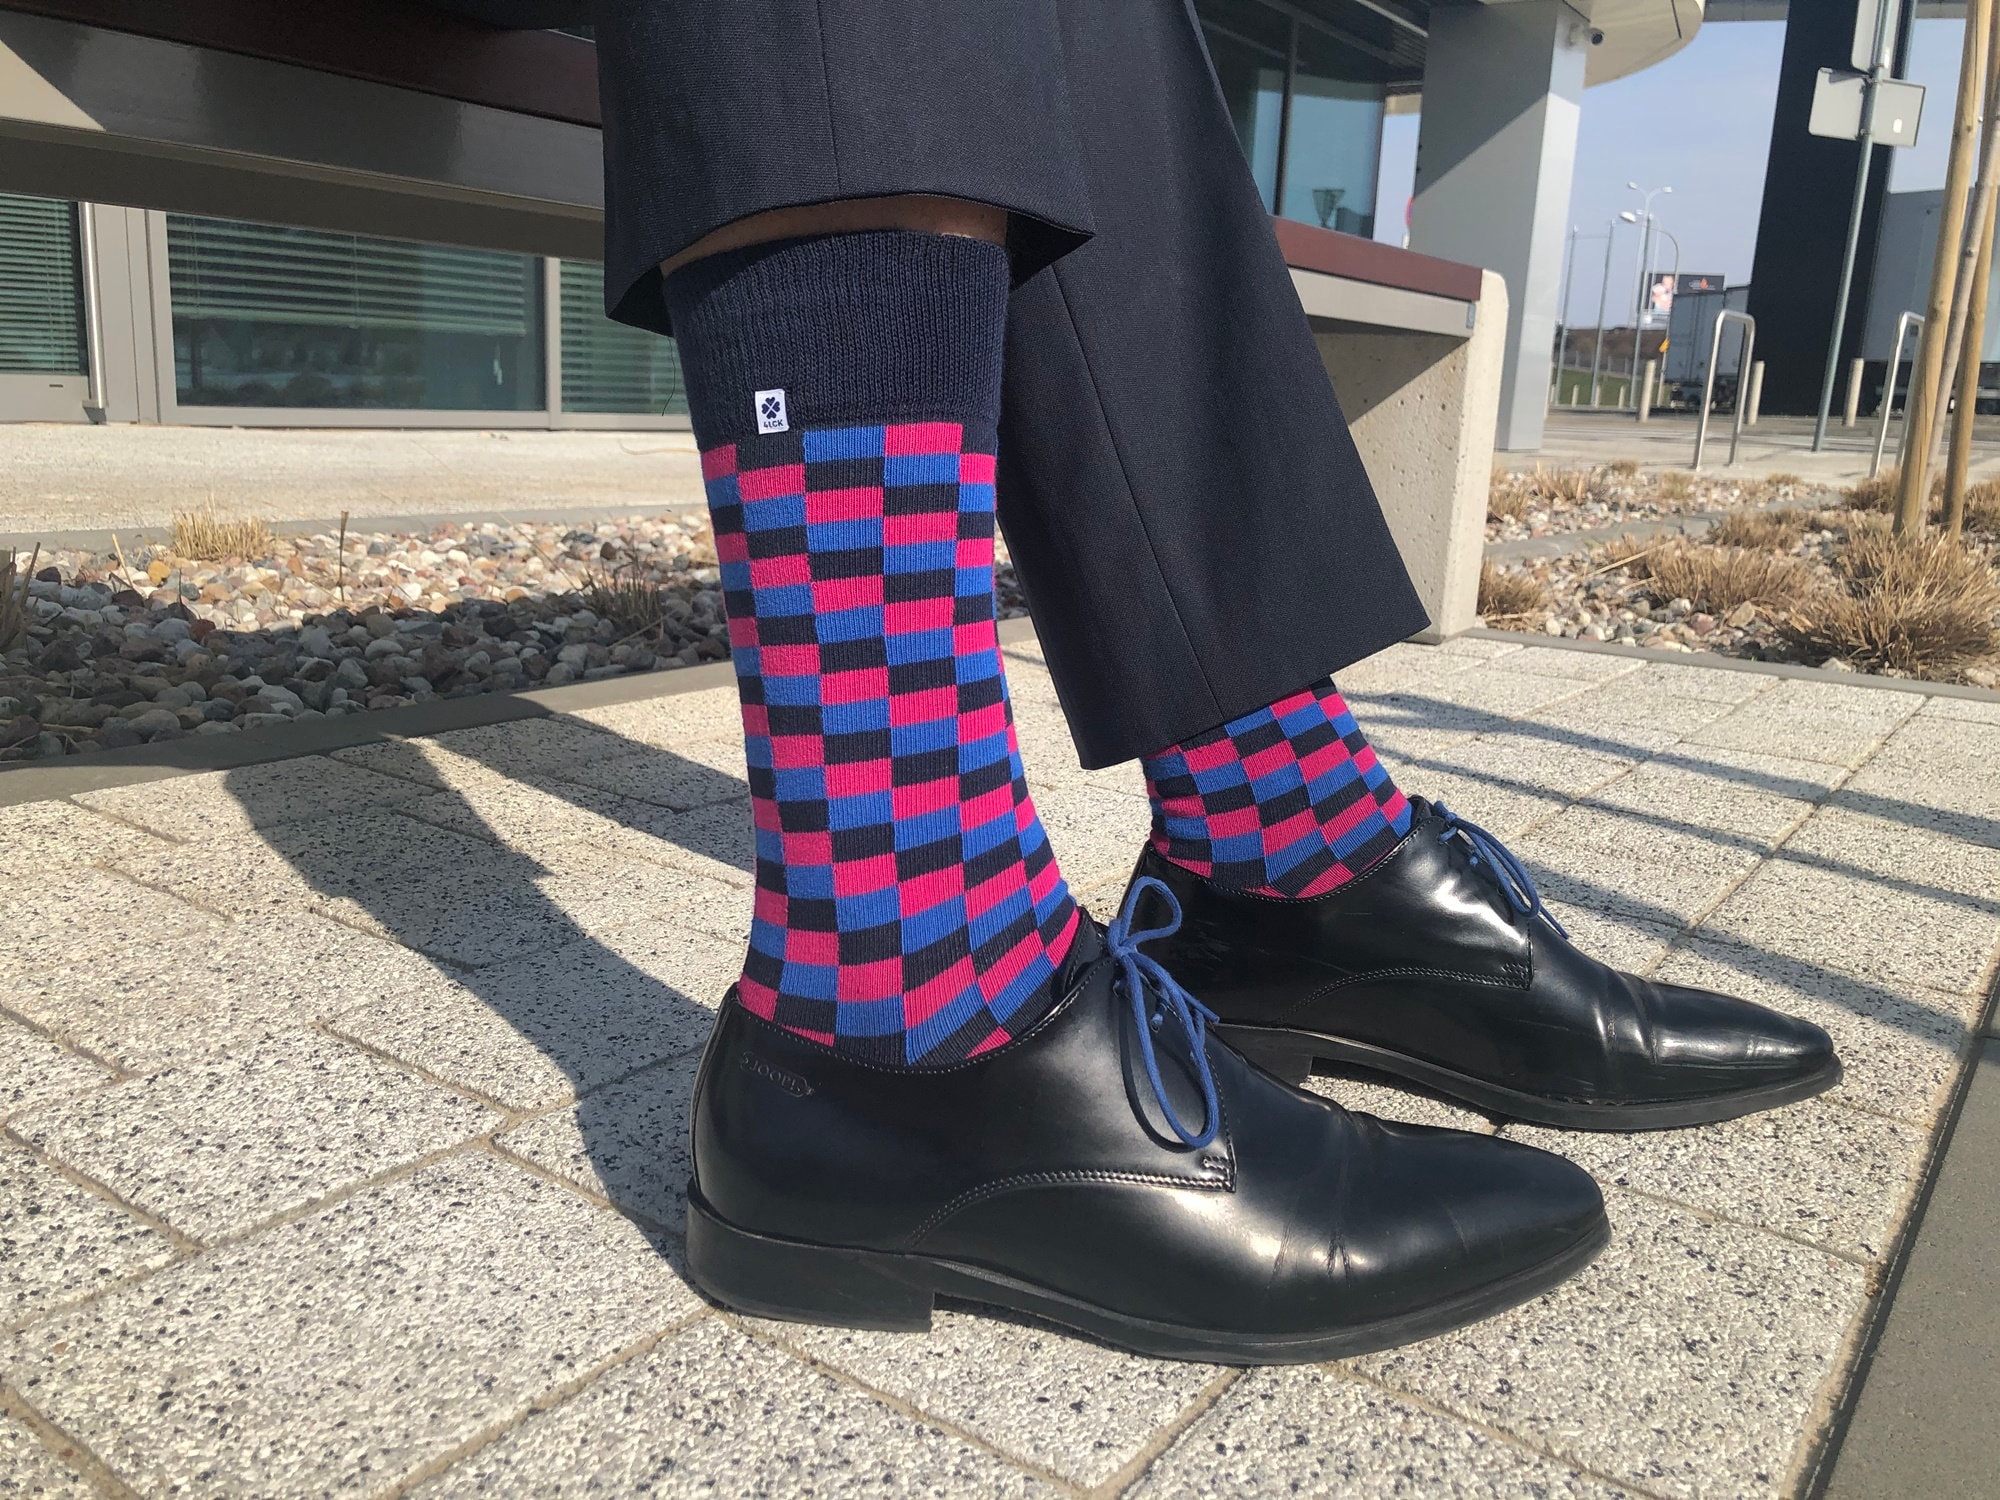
755, 388, 789, 434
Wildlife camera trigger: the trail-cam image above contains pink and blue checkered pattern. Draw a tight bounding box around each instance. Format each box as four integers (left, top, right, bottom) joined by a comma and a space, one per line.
705, 418, 1080, 1067
1142, 683, 1411, 899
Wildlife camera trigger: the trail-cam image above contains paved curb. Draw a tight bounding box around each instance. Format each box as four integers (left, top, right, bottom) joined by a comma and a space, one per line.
1465, 626, 2000, 704
1, 502, 708, 559
0, 617, 1044, 807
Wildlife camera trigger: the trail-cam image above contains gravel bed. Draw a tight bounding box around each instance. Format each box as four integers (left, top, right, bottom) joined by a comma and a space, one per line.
1, 514, 1030, 760
1481, 512, 2000, 688
1487, 467, 1820, 545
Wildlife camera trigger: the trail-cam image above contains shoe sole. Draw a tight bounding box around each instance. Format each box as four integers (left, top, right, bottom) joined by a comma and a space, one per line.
1214, 1022, 1845, 1131
685, 1182, 1609, 1364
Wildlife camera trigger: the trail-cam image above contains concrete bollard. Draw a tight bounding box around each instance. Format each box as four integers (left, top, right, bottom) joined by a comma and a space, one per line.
1844, 357, 1865, 427
1637, 359, 1657, 423
1745, 360, 1766, 426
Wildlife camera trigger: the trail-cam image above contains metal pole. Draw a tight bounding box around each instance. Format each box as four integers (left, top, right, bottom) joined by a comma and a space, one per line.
1746, 361, 1766, 425
1812, 0, 1900, 453
1844, 357, 1866, 426
1589, 220, 1616, 407
1628, 213, 1652, 405
1694, 310, 1756, 470
1553, 225, 1580, 407
74, 202, 107, 421
1637, 359, 1657, 423
1873, 309, 1924, 476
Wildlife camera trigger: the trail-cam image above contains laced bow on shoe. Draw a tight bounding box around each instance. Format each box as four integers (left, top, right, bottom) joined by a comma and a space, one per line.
1432, 802, 1569, 939
1106, 876, 1222, 1149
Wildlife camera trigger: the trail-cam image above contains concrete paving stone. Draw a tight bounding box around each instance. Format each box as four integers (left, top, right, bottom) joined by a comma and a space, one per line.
1780, 804, 2000, 904
0, 867, 222, 977
393, 768, 689, 860
0, 1139, 176, 1328
72, 756, 426, 840
112, 807, 499, 924
1646, 740, 1849, 802
1623, 662, 1778, 702
0, 1408, 94, 1498
330, 714, 633, 786
1355, 1187, 1870, 1500
1032, 783, 1153, 894
7, 913, 471, 1072
1301, 1071, 1499, 1134
563, 795, 758, 889
1835, 715, 2000, 839
1435, 636, 1528, 660
754, 1308, 1219, 1489
1487, 645, 1650, 683
1399, 665, 1598, 722
1340, 707, 1488, 769
1915, 691, 2000, 724
330, 922, 731, 1113
495, 1052, 700, 1230
1698, 853, 2000, 1000
532, 847, 753, 945
1541, 902, 1679, 976
542, 733, 749, 812
1651, 941, 1968, 1127
0, 798, 173, 879
3, 1152, 699, 1497
1399, 735, 1635, 837
303, 852, 620, 970
1332, 642, 1480, 696
0, 1015, 112, 1122
1514, 807, 1762, 926
1582, 749, 1829, 850
1688, 679, 1917, 767
566, 683, 749, 749
1131, 1365, 1639, 1500
14, 1031, 498, 1242
412, 1318, 1055, 1498
1508, 1096, 1927, 1262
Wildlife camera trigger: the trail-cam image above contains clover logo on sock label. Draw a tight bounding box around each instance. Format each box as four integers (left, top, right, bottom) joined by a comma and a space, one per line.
754, 388, 789, 434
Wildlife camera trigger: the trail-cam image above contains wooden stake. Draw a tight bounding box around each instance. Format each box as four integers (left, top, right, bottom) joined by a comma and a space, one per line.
1933, 0, 2000, 505
1897, 0, 1994, 535
1947, 9, 2000, 534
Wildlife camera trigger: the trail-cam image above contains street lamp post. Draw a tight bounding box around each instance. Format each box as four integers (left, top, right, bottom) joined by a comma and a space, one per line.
1625, 183, 1672, 405
1588, 217, 1622, 407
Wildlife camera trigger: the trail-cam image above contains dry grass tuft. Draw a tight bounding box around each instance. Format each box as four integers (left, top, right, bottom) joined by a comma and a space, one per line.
1780, 530, 2000, 674
1487, 486, 1533, 523
1629, 540, 1817, 614
1478, 560, 1549, 622
1608, 458, 1642, 477
171, 505, 273, 561
1710, 508, 1809, 551
584, 566, 675, 639
1841, 469, 1930, 514
1764, 472, 1804, 490
1961, 478, 2000, 533
1489, 464, 1599, 522
1656, 470, 1696, 501
0, 546, 38, 652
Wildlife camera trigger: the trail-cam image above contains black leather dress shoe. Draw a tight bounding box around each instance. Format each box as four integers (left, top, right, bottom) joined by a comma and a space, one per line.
1125, 798, 1841, 1131
686, 887, 1608, 1364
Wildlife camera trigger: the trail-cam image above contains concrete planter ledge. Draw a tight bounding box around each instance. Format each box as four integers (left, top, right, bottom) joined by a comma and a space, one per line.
3, 630, 1997, 1496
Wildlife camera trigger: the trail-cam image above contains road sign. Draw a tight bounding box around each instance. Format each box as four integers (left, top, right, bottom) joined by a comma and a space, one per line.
1809, 69, 1924, 148
1852, 0, 1902, 72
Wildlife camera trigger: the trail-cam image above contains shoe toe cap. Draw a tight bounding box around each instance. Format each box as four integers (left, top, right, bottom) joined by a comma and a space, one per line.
1647, 980, 1838, 1087
1329, 1118, 1606, 1314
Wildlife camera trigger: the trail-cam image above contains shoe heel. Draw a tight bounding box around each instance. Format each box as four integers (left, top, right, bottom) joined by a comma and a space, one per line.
686, 1184, 934, 1332
1214, 1024, 1318, 1086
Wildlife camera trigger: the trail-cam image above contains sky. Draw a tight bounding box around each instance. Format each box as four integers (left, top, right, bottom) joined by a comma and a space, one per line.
1373, 16, 1971, 327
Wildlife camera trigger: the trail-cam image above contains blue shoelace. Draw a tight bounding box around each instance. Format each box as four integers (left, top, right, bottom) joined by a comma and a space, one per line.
1431, 801, 1568, 939
1105, 876, 1222, 1150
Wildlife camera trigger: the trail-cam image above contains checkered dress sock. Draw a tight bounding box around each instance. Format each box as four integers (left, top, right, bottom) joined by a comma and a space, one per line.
666, 232, 1080, 1068
1141, 683, 1412, 899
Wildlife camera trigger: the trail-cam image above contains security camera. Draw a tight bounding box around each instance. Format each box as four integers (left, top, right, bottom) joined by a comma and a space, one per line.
1590, 28, 1605, 44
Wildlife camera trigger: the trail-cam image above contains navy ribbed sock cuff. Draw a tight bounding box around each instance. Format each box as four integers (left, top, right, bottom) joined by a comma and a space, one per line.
662, 230, 1010, 448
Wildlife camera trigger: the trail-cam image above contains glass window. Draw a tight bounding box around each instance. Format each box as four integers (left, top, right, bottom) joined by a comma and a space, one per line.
0, 193, 85, 375
166, 216, 544, 410
559, 259, 688, 414
1196, 0, 1289, 211
1278, 26, 1386, 238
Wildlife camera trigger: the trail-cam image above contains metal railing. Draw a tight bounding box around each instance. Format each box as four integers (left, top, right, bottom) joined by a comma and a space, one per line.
1870, 310, 1924, 479
1691, 309, 1756, 470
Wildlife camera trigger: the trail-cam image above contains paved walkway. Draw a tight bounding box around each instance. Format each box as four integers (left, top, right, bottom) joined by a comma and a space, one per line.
1526, 410, 2000, 486
3, 636, 1997, 1497
0, 425, 705, 540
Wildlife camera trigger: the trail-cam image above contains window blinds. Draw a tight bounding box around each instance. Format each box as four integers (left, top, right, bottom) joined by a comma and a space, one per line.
0, 194, 85, 375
